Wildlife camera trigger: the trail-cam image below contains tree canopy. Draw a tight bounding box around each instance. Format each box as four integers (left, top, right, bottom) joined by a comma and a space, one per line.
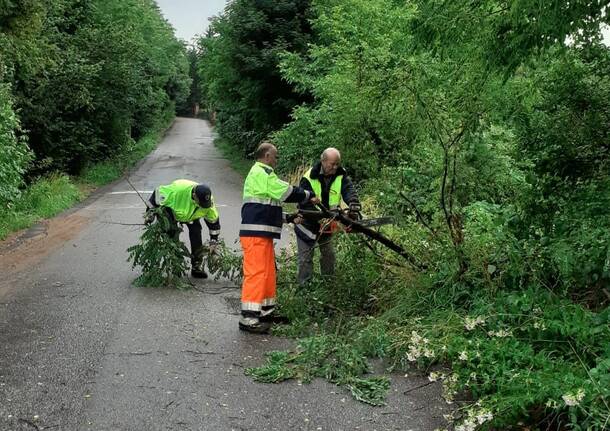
196, 1, 610, 428
197, 0, 314, 154
0, 0, 190, 198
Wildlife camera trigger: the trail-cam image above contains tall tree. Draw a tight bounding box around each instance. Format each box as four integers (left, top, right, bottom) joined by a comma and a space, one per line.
197, 0, 314, 154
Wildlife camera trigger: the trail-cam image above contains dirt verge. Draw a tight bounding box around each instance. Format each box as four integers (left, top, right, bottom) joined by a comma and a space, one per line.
0, 213, 90, 297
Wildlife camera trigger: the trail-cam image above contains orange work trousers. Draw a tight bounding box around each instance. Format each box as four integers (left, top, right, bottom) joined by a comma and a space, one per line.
240, 236, 276, 317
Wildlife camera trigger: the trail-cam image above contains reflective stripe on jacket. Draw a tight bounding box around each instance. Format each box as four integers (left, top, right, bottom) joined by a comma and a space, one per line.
240, 162, 310, 239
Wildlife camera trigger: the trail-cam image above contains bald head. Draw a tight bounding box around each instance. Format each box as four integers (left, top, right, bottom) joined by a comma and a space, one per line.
320, 147, 341, 176
321, 147, 341, 161
255, 141, 278, 168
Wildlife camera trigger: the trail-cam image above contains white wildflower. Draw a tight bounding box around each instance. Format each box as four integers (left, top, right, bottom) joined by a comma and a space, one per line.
456, 407, 494, 431
533, 321, 547, 330
487, 329, 511, 338
455, 418, 476, 431
464, 316, 486, 331
562, 388, 585, 407
428, 372, 440, 382
562, 394, 578, 406
406, 350, 419, 362
458, 351, 469, 361
476, 410, 493, 424
410, 331, 423, 344
464, 317, 477, 331
423, 348, 435, 358
406, 330, 433, 362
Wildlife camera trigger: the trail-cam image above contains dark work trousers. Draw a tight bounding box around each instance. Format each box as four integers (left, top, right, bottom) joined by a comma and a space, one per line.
187, 219, 203, 264
296, 234, 335, 285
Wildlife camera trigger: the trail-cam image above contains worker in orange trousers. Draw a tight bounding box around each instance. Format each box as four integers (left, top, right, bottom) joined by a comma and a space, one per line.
239, 142, 319, 333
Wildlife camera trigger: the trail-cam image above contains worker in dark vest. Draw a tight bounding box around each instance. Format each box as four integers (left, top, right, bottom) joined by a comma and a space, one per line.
295, 148, 361, 285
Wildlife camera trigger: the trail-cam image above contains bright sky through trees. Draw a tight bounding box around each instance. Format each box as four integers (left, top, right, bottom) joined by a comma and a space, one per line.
155, 1, 609, 46
156, 0, 228, 43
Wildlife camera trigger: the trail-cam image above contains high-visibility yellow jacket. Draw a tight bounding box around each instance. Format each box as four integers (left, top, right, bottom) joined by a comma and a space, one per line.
239, 162, 311, 239
155, 179, 220, 237
295, 162, 359, 244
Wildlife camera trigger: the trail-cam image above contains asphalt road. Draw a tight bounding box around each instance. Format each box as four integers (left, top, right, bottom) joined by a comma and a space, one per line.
0, 118, 449, 431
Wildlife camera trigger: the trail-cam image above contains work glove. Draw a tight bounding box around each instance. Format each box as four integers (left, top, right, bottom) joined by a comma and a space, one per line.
347, 202, 362, 221
306, 190, 320, 206
144, 209, 155, 225
208, 237, 220, 255
285, 212, 303, 224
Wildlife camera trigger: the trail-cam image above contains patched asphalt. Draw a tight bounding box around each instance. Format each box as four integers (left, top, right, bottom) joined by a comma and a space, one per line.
0, 118, 449, 431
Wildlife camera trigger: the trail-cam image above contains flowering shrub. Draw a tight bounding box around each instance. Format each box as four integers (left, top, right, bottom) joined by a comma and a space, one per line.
390, 288, 610, 430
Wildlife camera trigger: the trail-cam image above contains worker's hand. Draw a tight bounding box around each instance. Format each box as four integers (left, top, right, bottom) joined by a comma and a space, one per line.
144, 209, 155, 225
309, 196, 321, 205
285, 213, 302, 224
208, 239, 220, 255
347, 202, 362, 221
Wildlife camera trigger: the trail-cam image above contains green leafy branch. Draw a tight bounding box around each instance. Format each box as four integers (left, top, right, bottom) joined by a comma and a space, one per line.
127, 207, 191, 289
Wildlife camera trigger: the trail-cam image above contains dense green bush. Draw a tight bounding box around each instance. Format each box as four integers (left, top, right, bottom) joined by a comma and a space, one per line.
0, 83, 31, 205
0, 0, 189, 238
510, 49, 610, 298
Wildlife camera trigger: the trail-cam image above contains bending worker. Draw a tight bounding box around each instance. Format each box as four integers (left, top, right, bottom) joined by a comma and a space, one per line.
295, 147, 361, 285
148, 179, 221, 279
239, 142, 319, 333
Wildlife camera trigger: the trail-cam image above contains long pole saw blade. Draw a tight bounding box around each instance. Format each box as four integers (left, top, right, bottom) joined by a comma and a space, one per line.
124, 176, 151, 209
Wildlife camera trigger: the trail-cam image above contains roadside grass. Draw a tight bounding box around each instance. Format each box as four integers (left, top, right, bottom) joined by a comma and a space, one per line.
0, 110, 174, 241
0, 174, 82, 239
213, 137, 253, 177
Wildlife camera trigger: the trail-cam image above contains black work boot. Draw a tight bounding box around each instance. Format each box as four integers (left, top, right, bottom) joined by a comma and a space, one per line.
191, 259, 207, 279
